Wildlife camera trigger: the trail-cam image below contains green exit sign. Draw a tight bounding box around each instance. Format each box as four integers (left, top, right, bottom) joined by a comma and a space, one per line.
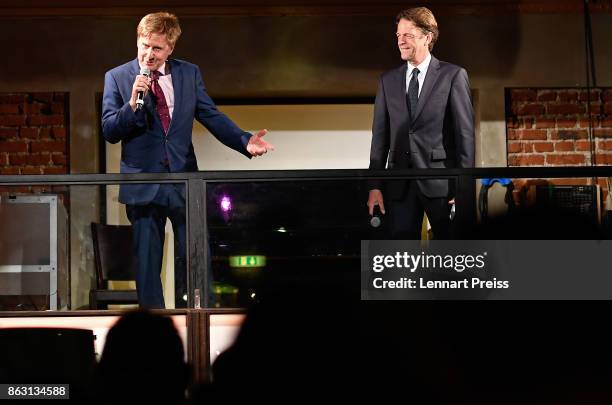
229, 255, 266, 268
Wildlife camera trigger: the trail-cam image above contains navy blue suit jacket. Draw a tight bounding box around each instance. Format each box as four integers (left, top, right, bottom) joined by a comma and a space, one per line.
102, 58, 252, 205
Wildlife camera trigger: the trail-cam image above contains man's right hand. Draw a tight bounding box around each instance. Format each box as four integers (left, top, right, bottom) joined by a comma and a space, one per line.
367, 189, 386, 216
129, 74, 151, 111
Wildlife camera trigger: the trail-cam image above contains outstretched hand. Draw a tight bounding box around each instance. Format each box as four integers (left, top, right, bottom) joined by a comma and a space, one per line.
247, 129, 275, 157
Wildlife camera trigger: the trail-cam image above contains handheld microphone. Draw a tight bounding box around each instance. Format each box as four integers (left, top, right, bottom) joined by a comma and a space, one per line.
370, 204, 382, 228
136, 67, 150, 111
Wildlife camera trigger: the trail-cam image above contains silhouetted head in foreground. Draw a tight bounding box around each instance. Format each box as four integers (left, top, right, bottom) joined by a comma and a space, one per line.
93, 310, 188, 403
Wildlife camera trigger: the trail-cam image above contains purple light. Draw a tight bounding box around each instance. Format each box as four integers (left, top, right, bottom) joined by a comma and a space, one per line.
220, 196, 232, 212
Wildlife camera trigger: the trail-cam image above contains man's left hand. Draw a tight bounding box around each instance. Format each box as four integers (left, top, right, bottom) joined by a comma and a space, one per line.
247, 129, 275, 157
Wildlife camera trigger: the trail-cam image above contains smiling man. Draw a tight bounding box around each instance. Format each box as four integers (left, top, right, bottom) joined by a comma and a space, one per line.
367, 7, 475, 240
102, 12, 274, 309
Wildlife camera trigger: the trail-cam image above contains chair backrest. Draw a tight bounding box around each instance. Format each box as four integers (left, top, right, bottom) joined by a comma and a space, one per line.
91, 223, 137, 288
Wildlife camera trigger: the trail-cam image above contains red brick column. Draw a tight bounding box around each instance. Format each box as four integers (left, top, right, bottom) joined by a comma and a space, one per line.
507, 88, 612, 167
506, 88, 612, 206
0, 92, 69, 176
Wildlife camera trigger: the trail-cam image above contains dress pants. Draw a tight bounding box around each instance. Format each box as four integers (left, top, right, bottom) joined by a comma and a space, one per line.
126, 184, 187, 309
388, 180, 452, 240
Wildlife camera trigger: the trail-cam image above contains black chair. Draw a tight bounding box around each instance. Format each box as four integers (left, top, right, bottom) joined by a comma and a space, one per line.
90, 223, 139, 309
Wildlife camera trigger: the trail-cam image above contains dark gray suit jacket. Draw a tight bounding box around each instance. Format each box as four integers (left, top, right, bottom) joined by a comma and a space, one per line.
369, 55, 475, 199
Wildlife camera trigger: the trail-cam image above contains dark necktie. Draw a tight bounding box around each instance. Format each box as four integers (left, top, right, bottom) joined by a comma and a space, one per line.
150, 70, 171, 134
406, 67, 420, 123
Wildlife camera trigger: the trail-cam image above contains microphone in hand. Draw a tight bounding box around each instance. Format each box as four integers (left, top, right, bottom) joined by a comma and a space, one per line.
136, 67, 150, 111
370, 204, 383, 228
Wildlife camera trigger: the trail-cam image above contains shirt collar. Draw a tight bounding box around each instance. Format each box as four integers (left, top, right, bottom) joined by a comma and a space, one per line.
407, 52, 431, 77
156, 62, 169, 76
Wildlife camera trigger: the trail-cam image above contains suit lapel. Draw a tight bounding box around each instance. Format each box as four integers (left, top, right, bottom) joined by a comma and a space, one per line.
413, 55, 440, 122
390, 64, 408, 150
398, 63, 408, 115
167, 59, 182, 136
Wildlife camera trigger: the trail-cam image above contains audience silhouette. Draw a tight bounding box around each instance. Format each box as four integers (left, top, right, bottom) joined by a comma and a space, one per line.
206, 265, 359, 389
93, 310, 189, 403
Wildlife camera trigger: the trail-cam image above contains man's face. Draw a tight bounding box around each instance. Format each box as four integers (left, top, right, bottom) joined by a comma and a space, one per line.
137, 33, 174, 72
396, 19, 431, 64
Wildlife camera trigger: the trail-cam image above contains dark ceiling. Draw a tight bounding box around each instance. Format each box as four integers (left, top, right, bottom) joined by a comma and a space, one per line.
1, 0, 611, 17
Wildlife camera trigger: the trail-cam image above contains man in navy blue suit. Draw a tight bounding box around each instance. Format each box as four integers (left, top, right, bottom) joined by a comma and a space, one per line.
102, 12, 273, 309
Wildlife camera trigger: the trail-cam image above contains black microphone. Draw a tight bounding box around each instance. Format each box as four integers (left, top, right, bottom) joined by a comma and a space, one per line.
136, 67, 150, 111
370, 204, 383, 228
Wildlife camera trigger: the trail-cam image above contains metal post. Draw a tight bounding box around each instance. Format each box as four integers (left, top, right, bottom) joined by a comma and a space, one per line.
187, 179, 209, 308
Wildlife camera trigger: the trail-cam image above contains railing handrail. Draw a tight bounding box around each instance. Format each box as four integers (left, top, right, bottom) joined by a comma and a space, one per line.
2, 165, 611, 310
1, 166, 612, 184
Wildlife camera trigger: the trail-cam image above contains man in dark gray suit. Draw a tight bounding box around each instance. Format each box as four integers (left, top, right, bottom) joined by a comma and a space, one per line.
367, 7, 475, 239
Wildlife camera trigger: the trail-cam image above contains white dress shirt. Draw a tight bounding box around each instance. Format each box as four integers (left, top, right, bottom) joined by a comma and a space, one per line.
406, 52, 432, 98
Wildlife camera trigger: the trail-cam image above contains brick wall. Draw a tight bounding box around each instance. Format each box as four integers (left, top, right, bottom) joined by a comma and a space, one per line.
0, 92, 69, 176
506, 88, 612, 208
